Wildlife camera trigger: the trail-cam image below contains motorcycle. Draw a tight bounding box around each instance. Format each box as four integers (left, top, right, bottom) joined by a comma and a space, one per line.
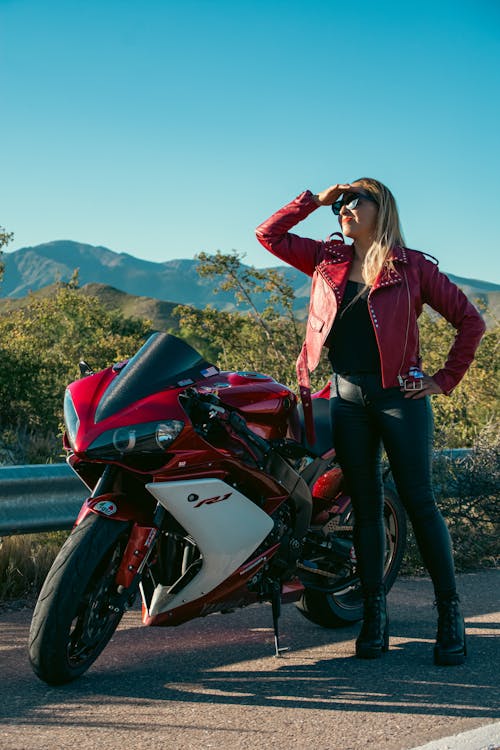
28, 332, 406, 685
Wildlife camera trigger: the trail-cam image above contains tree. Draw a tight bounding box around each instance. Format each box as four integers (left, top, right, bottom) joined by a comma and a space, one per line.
0, 227, 14, 286
175, 250, 331, 390
418, 305, 499, 446
0, 284, 154, 433
67, 267, 80, 290
196, 250, 302, 356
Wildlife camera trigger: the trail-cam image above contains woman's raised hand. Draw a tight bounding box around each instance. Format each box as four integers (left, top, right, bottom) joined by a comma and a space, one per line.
315, 184, 353, 206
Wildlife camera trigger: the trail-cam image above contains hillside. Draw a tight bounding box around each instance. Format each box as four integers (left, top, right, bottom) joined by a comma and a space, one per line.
2, 240, 288, 312
2, 240, 499, 325
0, 282, 181, 333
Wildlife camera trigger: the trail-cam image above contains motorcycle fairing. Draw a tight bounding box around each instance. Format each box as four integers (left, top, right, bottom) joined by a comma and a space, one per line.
142, 542, 282, 626
145, 478, 274, 616
95, 333, 216, 423
74, 492, 155, 527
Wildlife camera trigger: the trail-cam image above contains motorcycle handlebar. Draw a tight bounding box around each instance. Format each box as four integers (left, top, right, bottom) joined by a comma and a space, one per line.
227, 411, 270, 454
184, 388, 270, 455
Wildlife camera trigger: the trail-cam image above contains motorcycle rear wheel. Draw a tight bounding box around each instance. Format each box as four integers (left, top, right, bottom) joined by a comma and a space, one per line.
29, 513, 131, 685
297, 485, 406, 627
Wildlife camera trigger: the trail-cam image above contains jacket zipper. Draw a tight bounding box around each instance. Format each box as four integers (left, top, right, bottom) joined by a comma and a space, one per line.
367, 290, 385, 385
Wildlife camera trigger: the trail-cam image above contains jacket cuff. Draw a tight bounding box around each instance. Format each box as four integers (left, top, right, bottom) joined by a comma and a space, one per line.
303, 190, 321, 208
432, 370, 453, 396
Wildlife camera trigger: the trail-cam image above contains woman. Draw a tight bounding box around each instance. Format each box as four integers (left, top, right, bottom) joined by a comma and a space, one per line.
255, 179, 485, 665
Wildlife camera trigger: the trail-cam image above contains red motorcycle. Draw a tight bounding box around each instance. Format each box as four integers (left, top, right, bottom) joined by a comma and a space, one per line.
28, 332, 406, 684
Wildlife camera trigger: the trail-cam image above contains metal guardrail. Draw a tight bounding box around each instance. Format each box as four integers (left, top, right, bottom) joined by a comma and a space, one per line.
0, 450, 473, 537
0, 464, 87, 536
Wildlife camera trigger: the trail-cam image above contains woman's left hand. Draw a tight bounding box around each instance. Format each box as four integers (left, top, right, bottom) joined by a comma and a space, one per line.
402, 374, 443, 399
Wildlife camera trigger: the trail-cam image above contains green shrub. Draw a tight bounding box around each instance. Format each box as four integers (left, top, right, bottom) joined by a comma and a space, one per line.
401, 422, 499, 575
0, 284, 154, 433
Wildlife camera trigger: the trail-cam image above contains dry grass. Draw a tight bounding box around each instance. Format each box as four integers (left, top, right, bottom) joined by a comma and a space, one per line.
0, 424, 62, 465
0, 532, 68, 602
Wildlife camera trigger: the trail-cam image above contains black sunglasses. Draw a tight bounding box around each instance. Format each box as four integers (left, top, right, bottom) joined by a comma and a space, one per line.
331, 192, 379, 215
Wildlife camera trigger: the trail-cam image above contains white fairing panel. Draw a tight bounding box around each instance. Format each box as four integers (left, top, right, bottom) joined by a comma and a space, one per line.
145, 478, 274, 616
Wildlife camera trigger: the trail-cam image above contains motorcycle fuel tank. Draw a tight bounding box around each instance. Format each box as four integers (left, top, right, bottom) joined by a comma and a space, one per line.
198, 371, 297, 439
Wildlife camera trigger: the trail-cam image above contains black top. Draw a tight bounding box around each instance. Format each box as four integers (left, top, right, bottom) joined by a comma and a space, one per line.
326, 280, 381, 375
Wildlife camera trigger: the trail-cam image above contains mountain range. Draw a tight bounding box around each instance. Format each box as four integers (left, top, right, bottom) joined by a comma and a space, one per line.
2, 240, 499, 324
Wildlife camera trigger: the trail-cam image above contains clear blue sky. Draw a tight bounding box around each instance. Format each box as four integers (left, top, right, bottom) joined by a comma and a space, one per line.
1, 0, 499, 283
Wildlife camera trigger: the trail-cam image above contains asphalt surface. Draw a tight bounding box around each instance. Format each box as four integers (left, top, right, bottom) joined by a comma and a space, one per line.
1, 571, 499, 750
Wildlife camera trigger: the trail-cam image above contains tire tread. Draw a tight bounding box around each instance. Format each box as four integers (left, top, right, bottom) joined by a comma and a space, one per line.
29, 514, 129, 684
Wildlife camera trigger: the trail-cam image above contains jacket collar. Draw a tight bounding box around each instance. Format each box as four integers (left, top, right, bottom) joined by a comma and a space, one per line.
323, 242, 353, 263
318, 243, 409, 294
316, 245, 352, 303
371, 246, 409, 291
386, 245, 409, 264
323, 243, 409, 264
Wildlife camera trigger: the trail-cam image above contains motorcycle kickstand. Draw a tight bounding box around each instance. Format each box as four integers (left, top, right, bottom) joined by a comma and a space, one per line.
271, 580, 289, 657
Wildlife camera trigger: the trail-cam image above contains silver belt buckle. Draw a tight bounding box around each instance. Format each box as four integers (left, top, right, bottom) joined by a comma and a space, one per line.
403, 377, 423, 391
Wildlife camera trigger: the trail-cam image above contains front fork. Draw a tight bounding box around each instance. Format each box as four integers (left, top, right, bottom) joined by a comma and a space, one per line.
77, 464, 161, 613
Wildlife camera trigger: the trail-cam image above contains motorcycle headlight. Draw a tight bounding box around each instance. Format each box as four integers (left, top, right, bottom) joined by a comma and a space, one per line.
64, 389, 80, 449
86, 420, 184, 459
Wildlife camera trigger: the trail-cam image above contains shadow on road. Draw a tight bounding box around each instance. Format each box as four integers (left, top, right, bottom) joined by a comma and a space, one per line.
0, 571, 498, 729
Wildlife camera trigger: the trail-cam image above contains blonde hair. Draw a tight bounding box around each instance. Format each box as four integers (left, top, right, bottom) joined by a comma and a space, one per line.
352, 177, 405, 286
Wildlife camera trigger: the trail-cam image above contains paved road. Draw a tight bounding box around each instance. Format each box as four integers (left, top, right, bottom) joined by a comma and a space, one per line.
1, 571, 499, 750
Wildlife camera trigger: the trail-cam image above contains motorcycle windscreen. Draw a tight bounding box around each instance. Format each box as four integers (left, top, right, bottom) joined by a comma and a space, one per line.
95, 332, 217, 423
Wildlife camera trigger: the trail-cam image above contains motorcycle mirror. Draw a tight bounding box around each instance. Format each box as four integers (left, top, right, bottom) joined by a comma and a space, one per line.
79, 360, 94, 377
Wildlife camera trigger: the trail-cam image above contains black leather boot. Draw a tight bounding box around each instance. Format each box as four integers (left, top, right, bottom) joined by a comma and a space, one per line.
355, 587, 389, 659
434, 593, 466, 666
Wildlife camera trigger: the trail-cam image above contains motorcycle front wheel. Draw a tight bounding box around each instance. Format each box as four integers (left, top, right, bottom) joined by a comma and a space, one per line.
297, 485, 406, 627
29, 513, 131, 685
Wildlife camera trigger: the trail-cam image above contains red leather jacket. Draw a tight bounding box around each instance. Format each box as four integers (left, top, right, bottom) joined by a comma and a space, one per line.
256, 190, 485, 405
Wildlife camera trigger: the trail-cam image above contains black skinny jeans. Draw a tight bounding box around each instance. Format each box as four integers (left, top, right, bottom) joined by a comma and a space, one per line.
330, 373, 457, 597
